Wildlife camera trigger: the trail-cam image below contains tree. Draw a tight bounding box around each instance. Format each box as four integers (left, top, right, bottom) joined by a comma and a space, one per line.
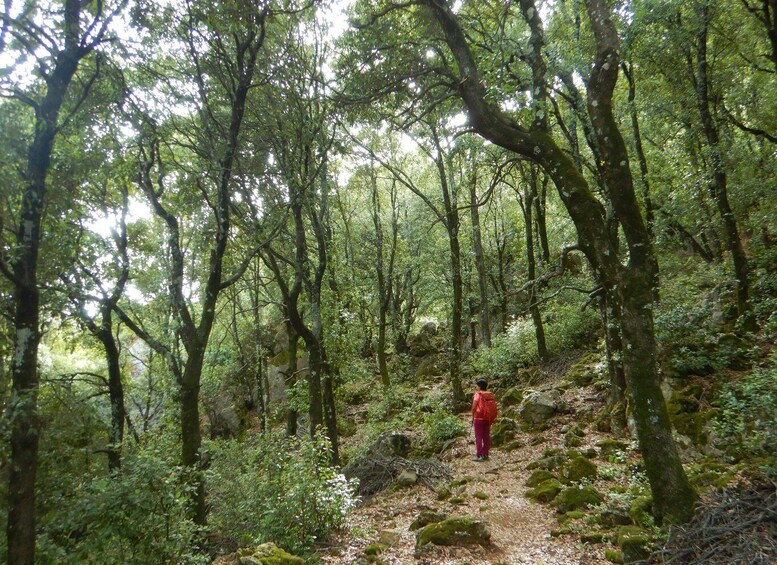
0, 0, 125, 559
342, 0, 696, 523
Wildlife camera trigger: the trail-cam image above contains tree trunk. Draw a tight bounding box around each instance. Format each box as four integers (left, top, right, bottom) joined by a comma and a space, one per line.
180, 346, 207, 526
285, 323, 299, 437
694, 3, 754, 327
469, 162, 492, 347
6, 3, 87, 557
421, 0, 696, 524
97, 321, 125, 471
523, 168, 549, 361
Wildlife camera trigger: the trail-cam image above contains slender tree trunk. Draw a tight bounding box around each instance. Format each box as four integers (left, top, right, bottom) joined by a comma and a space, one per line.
285, 323, 299, 437
371, 166, 391, 386
585, 0, 696, 523
694, 2, 754, 327
524, 168, 549, 361
98, 322, 125, 471
6, 3, 86, 557
469, 163, 492, 347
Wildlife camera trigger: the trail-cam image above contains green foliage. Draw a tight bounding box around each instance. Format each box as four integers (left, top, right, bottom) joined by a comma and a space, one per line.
35, 438, 206, 564
472, 303, 600, 381
711, 362, 777, 472
421, 409, 465, 451
206, 433, 358, 555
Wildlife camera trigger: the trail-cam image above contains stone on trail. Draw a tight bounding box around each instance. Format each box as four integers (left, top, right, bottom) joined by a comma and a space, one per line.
415, 516, 491, 552
518, 391, 559, 426
229, 543, 304, 565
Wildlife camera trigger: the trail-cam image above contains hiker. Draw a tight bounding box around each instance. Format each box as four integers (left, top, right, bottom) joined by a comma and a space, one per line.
471, 378, 497, 461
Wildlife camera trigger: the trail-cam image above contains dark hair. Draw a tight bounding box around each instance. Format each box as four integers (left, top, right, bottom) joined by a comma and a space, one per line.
476, 379, 488, 390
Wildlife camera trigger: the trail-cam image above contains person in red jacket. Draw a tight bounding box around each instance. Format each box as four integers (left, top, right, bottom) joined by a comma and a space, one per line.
471, 378, 497, 461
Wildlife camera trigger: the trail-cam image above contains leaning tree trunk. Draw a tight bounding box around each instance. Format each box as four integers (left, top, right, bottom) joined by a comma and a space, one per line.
585, 0, 696, 524
422, 0, 696, 524
523, 168, 549, 361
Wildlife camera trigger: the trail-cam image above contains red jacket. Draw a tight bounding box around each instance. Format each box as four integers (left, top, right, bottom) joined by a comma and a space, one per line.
472, 390, 497, 421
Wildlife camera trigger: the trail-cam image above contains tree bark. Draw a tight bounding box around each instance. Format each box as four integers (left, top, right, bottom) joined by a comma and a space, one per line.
523, 166, 549, 361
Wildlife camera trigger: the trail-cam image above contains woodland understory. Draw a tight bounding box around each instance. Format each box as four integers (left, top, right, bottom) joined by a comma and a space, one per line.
0, 0, 776, 563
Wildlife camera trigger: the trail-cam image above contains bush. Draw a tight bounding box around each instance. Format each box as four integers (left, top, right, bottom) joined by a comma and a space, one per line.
422, 409, 465, 451
712, 362, 777, 470
35, 439, 206, 564
207, 433, 358, 555
472, 319, 538, 380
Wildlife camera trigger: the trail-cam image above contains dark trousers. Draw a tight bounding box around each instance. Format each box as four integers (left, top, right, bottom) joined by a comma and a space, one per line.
473, 419, 491, 457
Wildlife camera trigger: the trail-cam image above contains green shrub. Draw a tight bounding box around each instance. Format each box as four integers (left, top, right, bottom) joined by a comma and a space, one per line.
422, 409, 465, 451
34, 439, 206, 564
207, 433, 358, 555
712, 362, 777, 470
471, 319, 538, 380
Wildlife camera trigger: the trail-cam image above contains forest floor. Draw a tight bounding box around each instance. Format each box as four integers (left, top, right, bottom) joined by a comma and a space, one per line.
318, 378, 620, 564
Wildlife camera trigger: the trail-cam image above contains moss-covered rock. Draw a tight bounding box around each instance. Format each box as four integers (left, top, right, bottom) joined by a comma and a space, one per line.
503, 439, 524, 451
436, 485, 451, 500
491, 418, 520, 447
550, 486, 603, 512
525, 469, 556, 487
559, 455, 598, 484
629, 494, 654, 528
563, 352, 602, 387
235, 543, 305, 565
415, 517, 491, 549
525, 478, 563, 503
558, 509, 586, 525
564, 433, 584, 448
596, 509, 632, 528
364, 543, 388, 556
604, 549, 624, 563
501, 387, 525, 407
596, 439, 628, 458
614, 524, 653, 562
518, 391, 559, 426
409, 510, 447, 531
473, 491, 489, 500
450, 476, 473, 487
580, 531, 607, 544
526, 453, 568, 472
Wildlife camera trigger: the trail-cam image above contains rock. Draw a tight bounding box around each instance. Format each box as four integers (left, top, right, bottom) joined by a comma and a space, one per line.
596, 509, 632, 528
415, 517, 491, 550
605, 548, 624, 563
525, 469, 556, 487
526, 453, 567, 472
364, 543, 388, 556
396, 469, 418, 487
558, 454, 598, 484
409, 322, 438, 357
500, 387, 525, 407
550, 486, 603, 512
580, 531, 607, 544
415, 355, 442, 378
525, 479, 562, 503
378, 529, 402, 546
615, 526, 651, 563
518, 391, 558, 426
596, 439, 628, 458
563, 352, 603, 387
366, 431, 411, 458
233, 543, 304, 565
629, 495, 654, 528
491, 418, 520, 447
409, 510, 447, 531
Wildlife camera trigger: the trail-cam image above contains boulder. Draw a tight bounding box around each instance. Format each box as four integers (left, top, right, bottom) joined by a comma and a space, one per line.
366, 431, 411, 458
415, 517, 491, 550
232, 543, 304, 565
525, 479, 562, 503
500, 387, 525, 408
378, 529, 402, 546
409, 510, 448, 531
491, 418, 520, 447
525, 469, 556, 488
409, 322, 438, 357
396, 469, 418, 487
558, 454, 598, 484
518, 391, 558, 426
550, 486, 603, 512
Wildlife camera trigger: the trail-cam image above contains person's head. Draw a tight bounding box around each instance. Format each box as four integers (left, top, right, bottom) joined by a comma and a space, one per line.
476, 379, 488, 391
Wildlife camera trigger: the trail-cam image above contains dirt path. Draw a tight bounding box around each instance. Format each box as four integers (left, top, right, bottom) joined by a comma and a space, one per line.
321, 416, 611, 564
